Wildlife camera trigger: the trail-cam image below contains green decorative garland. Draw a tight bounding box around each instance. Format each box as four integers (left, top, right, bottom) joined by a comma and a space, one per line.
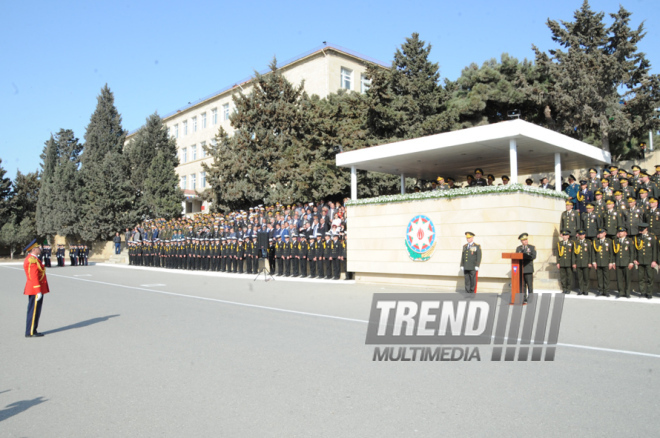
346, 183, 569, 207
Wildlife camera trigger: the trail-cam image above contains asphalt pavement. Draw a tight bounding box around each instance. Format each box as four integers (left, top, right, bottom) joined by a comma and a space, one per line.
1, 262, 659, 437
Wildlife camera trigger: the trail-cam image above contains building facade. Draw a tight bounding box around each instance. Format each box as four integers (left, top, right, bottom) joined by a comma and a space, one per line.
126, 44, 387, 215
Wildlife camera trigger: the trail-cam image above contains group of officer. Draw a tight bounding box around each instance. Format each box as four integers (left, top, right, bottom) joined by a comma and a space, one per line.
38, 244, 89, 267
128, 231, 348, 280
557, 164, 660, 298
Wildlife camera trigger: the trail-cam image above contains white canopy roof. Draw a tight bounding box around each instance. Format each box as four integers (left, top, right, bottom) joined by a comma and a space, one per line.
336, 119, 611, 181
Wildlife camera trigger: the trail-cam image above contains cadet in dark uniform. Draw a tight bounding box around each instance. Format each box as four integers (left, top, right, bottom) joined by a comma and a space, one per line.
460, 231, 481, 294
556, 230, 574, 294
291, 234, 300, 277
633, 223, 657, 299
308, 235, 317, 278
323, 234, 333, 279
573, 229, 593, 295
283, 235, 292, 277
274, 236, 284, 276
299, 234, 309, 278
316, 234, 325, 279
515, 233, 536, 302
331, 233, 341, 279
613, 226, 635, 298
592, 228, 614, 297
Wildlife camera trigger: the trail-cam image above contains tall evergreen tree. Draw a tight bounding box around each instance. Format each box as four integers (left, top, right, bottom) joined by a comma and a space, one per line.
52, 129, 84, 237
36, 135, 58, 236
526, 1, 660, 156
0, 158, 12, 225
204, 59, 321, 210
125, 112, 181, 218
1, 170, 40, 256
366, 33, 452, 140
79, 84, 134, 241
447, 54, 545, 129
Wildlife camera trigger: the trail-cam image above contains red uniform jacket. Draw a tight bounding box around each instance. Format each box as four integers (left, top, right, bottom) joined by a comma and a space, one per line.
24, 254, 50, 295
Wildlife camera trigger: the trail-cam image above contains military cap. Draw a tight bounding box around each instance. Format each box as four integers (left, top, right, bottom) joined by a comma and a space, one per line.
594, 190, 603, 195
616, 226, 627, 232
518, 233, 529, 240
588, 168, 597, 173
284, 234, 290, 238
474, 168, 484, 175
579, 180, 587, 185
465, 232, 475, 238
632, 165, 641, 171
576, 229, 586, 235
620, 178, 628, 183
23, 239, 39, 252
639, 188, 648, 194
561, 230, 571, 236
487, 174, 495, 180
601, 178, 609, 183
597, 228, 607, 234
501, 175, 509, 181
238, 238, 243, 242
567, 175, 576, 181
436, 176, 444, 182
650, 198, 658, 203
565, 200, 573, 205
656, 165, 660, 170
613, 190, 622, 196
606, 199, 614, 205
300, 234, 307, 239
276, 235, 282, 239
603, 170, 611, 176
640, 170, 648, 177
627, 197, 636, 203
525, 178, 533, 184
627, 172, 633, 178
638, 222, 649, 228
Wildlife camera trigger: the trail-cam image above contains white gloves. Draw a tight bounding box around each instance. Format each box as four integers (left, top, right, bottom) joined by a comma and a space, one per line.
460, 266, 464, 271
475, 267, 479, 272
36, 292, 42, 301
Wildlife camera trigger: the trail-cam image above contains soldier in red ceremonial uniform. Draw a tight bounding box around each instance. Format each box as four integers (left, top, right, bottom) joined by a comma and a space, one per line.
23, 239, 50, 338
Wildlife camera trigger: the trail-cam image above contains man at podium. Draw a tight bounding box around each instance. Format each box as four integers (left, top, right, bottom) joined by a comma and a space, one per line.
516, 233, 537, 302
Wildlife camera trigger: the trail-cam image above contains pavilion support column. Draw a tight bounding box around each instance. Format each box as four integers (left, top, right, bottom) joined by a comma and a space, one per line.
554, 152, 562, 193
401, 174, 405, 195
509, 139, 518, 183
351, 166, 357, 200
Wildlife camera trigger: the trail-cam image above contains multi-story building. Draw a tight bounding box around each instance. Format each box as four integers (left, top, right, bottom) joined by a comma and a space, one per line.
126, 43, 388, 215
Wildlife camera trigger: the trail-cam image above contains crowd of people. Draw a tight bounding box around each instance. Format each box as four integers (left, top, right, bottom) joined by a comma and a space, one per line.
124, 200, 350, 280
557, 164, 660, 299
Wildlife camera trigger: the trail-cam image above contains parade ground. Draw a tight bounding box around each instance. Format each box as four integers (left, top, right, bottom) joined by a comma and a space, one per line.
1, 263, 660, 437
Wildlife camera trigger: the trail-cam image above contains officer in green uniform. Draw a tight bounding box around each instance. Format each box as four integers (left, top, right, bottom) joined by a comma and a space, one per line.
592, 191, 606, 216
646, 198, 660, 236
556, 230, 575, 294
460, 232, 482, 294
581, 203, 601, 239
559, 200, 580, 237
603, 200, 623, 239
633, 223, 657, 299
592, 228, 614, 297
573, 229, 593, 295
613, 226, 635, 298
620, 178, 636, 200
587, 168, 601, 193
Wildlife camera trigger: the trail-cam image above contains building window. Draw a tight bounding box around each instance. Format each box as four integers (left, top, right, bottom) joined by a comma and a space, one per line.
201, 171, 206, 188
181, 175, 187, 190
183, 120, 188, 135
361, 74, 371, 94
167, 127, 171, 137
174, 124, 179, 138
201, 112, 207, 129
191, 144, 197, 161
191, 174, 197, 190
200, 141, 207, 158
192, 116, 197, 132
223, 103, 230, 120
341, 67, 353, 90
181, 148, 187, 163
212, 108, 218, 125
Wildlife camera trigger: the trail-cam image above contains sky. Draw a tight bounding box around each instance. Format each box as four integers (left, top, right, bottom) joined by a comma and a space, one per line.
1, 0, 658, 180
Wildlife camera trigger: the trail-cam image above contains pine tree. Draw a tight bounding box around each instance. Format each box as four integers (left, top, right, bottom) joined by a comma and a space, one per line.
36, 135, 58, 236
0, 158, 12, 225
79, 85, 134, 241
447, 54, 545, 129
125, 112, 181, 218
52, 129, 84, 237
527, 1, 660, 156
1, 170, 40, 256
366, 33, 451, 140
143, 149, 184, 219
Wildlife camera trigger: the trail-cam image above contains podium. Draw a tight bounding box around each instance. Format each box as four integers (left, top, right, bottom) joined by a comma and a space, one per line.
502, 253, 524, 305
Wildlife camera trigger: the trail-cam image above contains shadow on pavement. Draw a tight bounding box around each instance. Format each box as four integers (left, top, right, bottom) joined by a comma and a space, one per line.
0, 396, 48, 422
42, 314, 120, 335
